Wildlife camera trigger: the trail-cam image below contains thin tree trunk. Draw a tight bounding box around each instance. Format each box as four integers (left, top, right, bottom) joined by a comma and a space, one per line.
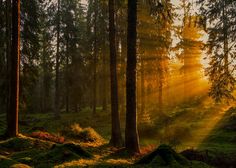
93, 0, 98, 115
66, 37, 69, 113
140, 54, 145, 115
54, 0, 60, 119
223, 1, 228, 73
125, 0, 140, 154
158, 77, 163, 114
120, 38, 126, 115
109, 0, 123, 147
7, 0, 20, 137
102, 42, 107, 111
5, 0, 11, 117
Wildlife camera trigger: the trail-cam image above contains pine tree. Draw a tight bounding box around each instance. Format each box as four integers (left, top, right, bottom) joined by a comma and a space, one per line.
198, 0, 236, 102
20, 0, 41, 113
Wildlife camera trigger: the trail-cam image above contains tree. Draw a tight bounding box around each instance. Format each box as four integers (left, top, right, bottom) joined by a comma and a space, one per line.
125, 0, 140, 154
60, 0, 87, 113
198, 0, 236, 102
92, 0, 98, 115
109, 0, 123, 147
6, 0, 20, 137
20, 0, 40, 113
38, 1, 54, 114
54, 0, 61, 118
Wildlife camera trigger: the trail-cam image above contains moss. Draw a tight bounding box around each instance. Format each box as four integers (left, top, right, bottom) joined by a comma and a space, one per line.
0, 155, 19, 168
0, 137, 33, 151
11, 149, 41, 165
62, 124, 105, 144
0, 136, 52, 152
137, 145, 189, 166
34, 143, 93, 166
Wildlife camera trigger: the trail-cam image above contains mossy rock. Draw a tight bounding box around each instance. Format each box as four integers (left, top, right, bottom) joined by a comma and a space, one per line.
34, 143, 93, 165
137, 144, 189, 167
0, 136, 52, 152
0, 138, 33, 151
0, 155, 19, 168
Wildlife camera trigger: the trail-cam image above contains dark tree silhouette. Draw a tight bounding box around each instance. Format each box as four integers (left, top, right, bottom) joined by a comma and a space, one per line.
54, 0, 61, 119
6, 0, 20, 137
125, 0, 140, 154
109, 0, 123, 147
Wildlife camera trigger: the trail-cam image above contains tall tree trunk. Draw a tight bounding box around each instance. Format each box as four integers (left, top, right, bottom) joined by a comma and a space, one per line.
102, 42, 107, 111
120, 38, 126, 115
54, 0, 60, 119
6, 0, 20, 137
158, 57, 163, 114
5, 0, 11, 116
158, 77, 163, 114
223, 1, 228, 73
109, 0, 123, 147
42, 43, 46, 113
125, 0, 140, 154
140, 54, 145, 115
93, 0, 98, 115
66, 37, 69, 113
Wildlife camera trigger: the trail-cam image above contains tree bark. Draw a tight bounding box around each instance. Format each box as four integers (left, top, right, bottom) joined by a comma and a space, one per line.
140, 54, 145, 115
54, 0, 61, 119
5, 0, 11, 116
92, 0, 98, 115
125, 0, 140, 154
6, 0, 20, 137
109, 0, 123, 147
66, 36, 69, 113
102, 42, 107, 111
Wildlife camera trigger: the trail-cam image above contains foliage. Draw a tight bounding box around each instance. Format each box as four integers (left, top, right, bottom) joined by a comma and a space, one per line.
197, 0, 236, 102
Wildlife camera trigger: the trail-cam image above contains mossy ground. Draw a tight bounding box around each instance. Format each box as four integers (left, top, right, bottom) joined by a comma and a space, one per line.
0, 105, 236, 167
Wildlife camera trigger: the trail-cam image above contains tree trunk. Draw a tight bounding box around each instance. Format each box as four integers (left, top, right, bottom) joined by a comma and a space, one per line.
5, 0, 11, 116
109, 0, 123, 147
125, 0, 140, 154
66, 37, 69, 113
92, 0, 98, 115
54, 0, 60, 119
102, 42, 107, 111
223, 1, 228, 73
140, 54, 145, 115
6, 0, 20, 137
120, 38, 126, 115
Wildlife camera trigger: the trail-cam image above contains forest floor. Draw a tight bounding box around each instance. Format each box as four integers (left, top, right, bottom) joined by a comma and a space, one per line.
1, 102, 236, 167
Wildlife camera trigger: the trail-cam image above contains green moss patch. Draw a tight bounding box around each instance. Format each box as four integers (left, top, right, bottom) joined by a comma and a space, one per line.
0, 155, 19, 168
34, 143, 93, 166
136, 145, 211, 168
0, 135, 53, 152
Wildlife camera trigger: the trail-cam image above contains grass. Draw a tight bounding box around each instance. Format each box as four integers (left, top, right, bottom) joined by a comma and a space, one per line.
0, 104, 236, 167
